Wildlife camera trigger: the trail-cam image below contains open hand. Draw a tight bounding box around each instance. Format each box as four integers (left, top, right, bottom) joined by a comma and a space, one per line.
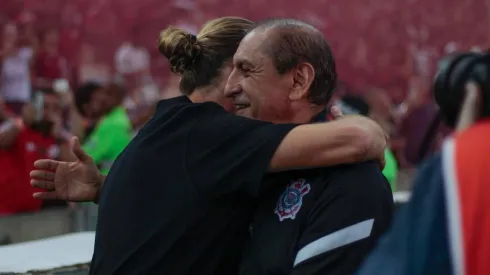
30, 137, 104, 202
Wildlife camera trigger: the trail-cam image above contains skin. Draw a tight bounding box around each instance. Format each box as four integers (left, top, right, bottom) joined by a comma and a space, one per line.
29, 27, 385, 202
225, 30, 295, 122
42, 93, 63, 122
225, 28, 323, 123
189, 62, 235, 113
82, 86, 119, 122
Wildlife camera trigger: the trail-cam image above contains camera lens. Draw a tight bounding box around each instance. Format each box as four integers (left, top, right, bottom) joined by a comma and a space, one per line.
433, 52, 490, 127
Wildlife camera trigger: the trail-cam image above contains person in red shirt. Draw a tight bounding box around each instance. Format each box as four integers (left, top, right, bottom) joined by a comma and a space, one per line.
0, 90, 70, 215
33, 29, 69, 90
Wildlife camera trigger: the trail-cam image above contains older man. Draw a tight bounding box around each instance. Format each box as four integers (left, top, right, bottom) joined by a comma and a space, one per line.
225, 19, 394, 275
29, 17, 389, 275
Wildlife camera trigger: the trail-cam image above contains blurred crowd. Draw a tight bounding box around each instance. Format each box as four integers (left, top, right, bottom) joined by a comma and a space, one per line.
0, 20, 162, 217
0, 9, 453, 217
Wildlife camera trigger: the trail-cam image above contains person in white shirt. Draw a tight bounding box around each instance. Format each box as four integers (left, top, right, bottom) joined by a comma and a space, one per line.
0, 23, 34, 115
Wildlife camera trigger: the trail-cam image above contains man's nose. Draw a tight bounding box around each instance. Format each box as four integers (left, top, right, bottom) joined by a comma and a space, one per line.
224, 69, 240, 98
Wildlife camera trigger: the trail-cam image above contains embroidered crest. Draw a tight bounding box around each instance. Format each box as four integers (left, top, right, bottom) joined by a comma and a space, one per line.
275, 179, 311, 221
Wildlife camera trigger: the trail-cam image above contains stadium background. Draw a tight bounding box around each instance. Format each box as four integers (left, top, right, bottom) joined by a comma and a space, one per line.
2, 0, 487, 100
0, 0, 487, 273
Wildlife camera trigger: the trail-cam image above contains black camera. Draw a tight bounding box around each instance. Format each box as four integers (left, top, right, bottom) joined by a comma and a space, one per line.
433, 52, 490, 127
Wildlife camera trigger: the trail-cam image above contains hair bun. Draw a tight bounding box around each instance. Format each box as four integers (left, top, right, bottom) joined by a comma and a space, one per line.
158, 27, 201, 74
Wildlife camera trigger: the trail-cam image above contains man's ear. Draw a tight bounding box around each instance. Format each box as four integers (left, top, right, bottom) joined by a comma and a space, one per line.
289, 62, 315, 101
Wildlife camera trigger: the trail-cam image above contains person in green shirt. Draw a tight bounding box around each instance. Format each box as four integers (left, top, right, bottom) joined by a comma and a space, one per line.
336, 95, 398, 191
75, 83, 132, 174
382, 147, 398, 191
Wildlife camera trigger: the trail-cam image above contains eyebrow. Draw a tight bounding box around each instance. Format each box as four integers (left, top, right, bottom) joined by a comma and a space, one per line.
234, 58, 254, 68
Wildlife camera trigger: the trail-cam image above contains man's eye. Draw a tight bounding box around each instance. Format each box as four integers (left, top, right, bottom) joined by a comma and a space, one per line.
239, 67, 251, 75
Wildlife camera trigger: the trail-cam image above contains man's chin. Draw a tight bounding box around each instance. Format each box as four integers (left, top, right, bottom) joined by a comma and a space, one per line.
235, 107, 253, 118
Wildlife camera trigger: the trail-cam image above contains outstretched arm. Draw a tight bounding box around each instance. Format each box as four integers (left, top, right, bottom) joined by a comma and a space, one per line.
30, 137, 105, 203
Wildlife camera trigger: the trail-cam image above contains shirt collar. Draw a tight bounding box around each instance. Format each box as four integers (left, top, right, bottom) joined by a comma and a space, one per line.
106, 106, 126, 118
310, 109, 330, 123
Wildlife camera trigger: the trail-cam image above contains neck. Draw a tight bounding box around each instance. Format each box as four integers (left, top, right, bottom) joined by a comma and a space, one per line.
161, 87, 184, 100
188, 91, 205, 103
288, 101, 326, 124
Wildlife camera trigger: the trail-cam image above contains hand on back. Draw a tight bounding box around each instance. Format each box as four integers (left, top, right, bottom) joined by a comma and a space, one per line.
330, 106, 387, 169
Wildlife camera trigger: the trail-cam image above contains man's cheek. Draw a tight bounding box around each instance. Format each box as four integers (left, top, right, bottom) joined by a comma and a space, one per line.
223, 100, 236, 114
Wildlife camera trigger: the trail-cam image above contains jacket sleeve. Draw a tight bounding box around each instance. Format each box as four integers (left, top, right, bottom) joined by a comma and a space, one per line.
355, 154, 453, 275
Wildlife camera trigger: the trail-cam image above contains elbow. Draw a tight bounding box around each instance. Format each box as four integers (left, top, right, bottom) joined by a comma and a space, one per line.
350, 125, 380, 162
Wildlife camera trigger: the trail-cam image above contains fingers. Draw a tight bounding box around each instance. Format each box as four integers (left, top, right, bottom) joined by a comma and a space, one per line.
33, 159, 60, 171
33, 191, 59, 200
30, 179, 55, 190
456, 82, 482, 132
30, 170, 55, 181
330, 106, 343, 119
71, 136, 91, 162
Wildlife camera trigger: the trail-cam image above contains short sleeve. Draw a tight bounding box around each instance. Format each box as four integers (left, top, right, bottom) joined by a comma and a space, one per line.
292, 162, 394, 275
185, 105, 296, 198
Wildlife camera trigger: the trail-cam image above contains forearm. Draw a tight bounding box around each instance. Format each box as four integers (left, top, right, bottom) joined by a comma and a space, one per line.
270, 117, 383, 171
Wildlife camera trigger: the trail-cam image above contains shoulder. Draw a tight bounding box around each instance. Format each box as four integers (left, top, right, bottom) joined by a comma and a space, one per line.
154, 97, 226, 119
99, 110, 130, 129
328, 161, 387, 188
316, 161, 393, 207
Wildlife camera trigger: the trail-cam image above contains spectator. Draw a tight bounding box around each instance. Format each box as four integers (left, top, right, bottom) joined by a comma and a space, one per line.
0, 89, 70, 215
356, 79, 490, 274
0, 23, 34, 115
34, 28, 68, 90
74, 82, 132, 175
74, 82, 105, 139
114, 41, 151, 92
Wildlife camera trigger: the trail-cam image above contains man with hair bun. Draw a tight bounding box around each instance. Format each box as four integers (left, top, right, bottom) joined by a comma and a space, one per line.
30, 17, 388, 275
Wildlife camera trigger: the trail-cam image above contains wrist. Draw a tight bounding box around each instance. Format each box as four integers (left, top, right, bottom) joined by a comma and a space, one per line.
93, 173, 106, 204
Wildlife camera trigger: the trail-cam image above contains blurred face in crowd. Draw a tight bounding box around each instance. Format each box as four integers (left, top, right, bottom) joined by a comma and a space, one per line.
103, 84, 126, 110
85, 88, 108, 120
42, 93, 62, 121
31, 92, 63, 134
225, 29, 295, 123
2, 23, 18, 47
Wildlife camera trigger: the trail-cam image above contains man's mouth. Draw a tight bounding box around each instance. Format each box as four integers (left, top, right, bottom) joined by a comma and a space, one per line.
234, 103, 250, 111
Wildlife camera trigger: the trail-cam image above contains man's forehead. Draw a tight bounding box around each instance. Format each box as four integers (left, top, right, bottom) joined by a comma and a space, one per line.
235, 30, 269, 60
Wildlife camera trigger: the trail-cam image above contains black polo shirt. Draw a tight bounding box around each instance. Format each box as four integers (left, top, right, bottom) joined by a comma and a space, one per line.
238, 112, 395, 275
90, 96, 296, 275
